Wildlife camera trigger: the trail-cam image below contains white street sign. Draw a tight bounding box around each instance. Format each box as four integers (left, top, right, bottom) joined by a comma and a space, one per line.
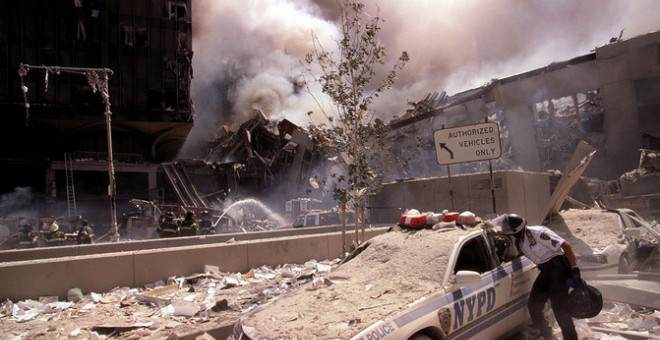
434, 122, 501, 165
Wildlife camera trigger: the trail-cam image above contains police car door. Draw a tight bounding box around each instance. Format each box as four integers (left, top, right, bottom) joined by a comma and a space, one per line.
486, 230, 538, 338
443, 232, 515, 339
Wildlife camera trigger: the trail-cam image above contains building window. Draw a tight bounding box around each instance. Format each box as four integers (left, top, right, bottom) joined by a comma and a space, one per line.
136, 28, 148, 47
167, 1, 188, 20
122, 25, 135, 46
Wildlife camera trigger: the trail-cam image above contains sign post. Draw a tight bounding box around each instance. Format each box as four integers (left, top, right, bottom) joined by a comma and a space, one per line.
434, 122, 502, 214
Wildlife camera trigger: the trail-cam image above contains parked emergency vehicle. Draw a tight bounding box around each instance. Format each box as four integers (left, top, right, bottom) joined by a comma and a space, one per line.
233, 223, 538, 339
291, 209, 355, 228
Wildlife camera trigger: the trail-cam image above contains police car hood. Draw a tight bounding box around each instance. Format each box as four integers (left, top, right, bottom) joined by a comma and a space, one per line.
239, 226, 473, 339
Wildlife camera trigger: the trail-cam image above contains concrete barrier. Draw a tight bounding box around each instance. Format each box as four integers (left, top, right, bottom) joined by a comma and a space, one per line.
0, 224, 386, 263
0, 227, 388, 301
0, 253, 135, 301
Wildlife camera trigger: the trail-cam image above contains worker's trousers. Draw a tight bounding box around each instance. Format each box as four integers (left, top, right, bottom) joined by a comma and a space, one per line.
528, 255, 578, 340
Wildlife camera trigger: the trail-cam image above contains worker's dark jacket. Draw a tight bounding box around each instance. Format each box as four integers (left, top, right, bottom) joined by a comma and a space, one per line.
77, 226, 94, 244
179, 219, 198, 236
17, 232, 39, 248
158, 220, 179, 238
198, 220, 214, 234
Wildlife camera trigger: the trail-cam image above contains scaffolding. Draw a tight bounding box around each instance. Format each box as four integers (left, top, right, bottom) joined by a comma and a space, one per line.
18, 63, 120, 241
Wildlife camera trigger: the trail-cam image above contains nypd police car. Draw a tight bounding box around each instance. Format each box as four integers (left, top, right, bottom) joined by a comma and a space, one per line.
233, 224, 538, 340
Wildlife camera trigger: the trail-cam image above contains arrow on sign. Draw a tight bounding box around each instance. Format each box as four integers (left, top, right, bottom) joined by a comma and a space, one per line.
439, 143, 454, 159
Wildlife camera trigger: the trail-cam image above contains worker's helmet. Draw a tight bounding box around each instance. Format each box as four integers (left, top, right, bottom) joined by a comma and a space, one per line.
165, 212, 175, 219
202, 210, 209, 216
50, 222, 59, 232
501, 214, 526, 235
185, 211, 195, 219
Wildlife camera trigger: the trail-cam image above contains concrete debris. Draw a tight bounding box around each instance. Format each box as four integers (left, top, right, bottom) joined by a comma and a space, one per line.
587, 272, 660, 310
195, 333, 216, 340
598, 149, 660, 219
517, 301, 660, 339
138, 283, 179, 306
0, 259, 339, 339
583, 302, 660, 339
67, 287, 83, 302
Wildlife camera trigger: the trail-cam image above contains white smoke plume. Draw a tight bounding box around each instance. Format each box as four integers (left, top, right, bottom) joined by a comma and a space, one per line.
182, 0, 660, 156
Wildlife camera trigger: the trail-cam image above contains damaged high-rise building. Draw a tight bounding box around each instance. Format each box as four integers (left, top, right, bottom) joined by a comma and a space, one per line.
2, 0, 660, 230
0, 0, 194, 222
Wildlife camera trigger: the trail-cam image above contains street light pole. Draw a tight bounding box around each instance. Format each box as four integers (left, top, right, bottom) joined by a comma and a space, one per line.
18, 64, 120, 242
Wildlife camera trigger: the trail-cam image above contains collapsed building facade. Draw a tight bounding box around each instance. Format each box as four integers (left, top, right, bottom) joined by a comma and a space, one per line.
387, 30, 660, 180
377, 30, 660, 219
162, 110, 317, 223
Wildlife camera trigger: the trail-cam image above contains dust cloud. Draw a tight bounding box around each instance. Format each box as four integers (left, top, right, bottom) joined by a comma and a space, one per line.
182, 0, 660, 156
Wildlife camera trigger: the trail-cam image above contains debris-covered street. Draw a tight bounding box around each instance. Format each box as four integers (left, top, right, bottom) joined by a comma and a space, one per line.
2, 1, 660, 339
2, 209, 660, 339
1, 260, 336, 339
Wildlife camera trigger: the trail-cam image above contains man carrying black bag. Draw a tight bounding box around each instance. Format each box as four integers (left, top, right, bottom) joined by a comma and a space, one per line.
501, 214, 581, 340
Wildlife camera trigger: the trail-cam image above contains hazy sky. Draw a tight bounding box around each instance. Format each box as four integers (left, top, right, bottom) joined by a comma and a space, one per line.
182, 0, 660, 155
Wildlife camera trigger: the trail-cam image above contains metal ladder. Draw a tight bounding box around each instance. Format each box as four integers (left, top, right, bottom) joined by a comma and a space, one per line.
64, 153, 78, 220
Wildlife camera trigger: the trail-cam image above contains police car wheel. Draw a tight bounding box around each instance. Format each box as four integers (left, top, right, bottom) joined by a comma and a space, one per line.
409, 334, 432, 340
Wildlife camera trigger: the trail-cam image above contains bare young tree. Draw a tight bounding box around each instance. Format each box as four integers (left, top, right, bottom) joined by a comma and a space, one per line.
302, 1, 409, 253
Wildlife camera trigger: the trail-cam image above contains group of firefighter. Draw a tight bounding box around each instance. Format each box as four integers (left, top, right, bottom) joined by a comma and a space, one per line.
16, 219, 95, 248
157, 210, 214, 238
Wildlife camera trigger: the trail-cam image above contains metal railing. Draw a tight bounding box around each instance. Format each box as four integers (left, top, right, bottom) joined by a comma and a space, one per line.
72, 151, 144, 164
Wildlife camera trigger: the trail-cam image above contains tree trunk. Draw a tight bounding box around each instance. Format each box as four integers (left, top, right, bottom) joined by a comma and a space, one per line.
341, 202, 347, 257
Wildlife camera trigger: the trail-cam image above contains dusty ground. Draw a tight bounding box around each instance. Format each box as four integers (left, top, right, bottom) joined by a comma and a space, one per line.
1, 208, 659, 340
546, 208, 624, 254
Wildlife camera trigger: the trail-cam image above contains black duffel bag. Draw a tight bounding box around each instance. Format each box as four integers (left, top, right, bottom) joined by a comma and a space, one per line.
566, 280, 603, 319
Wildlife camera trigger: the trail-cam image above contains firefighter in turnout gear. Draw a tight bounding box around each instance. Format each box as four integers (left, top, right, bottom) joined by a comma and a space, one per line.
502, 213, 580, 340
179, 211, 198, 236
198, 210, 214, 235
45, 221, 67, 246
76, 220, 94, 244
158, 212, 179, 238
17, 223, 39, 248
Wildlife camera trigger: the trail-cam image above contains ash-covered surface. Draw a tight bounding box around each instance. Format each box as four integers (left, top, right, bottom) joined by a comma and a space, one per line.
2, 210, 660, 339
546, 208, 624, 255
240, 227, 466, 339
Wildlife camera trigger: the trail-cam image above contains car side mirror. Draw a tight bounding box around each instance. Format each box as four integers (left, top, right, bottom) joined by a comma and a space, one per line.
454, 270, 482, 286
